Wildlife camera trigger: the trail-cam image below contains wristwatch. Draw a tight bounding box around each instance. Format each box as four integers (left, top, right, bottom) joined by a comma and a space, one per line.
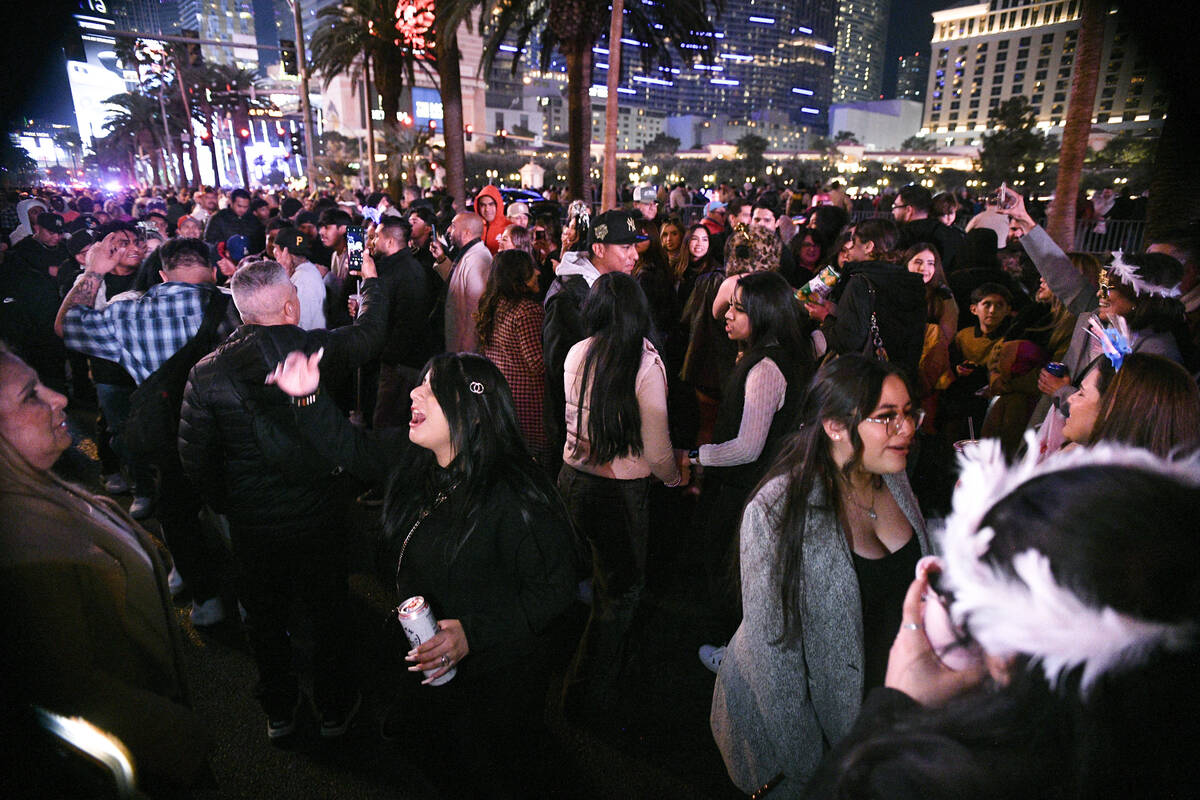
688, 448, 700, 466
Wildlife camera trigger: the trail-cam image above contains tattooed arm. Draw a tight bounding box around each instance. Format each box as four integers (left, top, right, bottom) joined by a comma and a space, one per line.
54, 233, 123, 338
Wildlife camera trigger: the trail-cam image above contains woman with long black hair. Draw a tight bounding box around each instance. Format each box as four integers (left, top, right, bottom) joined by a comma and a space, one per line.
692, 272, 812, 619
807, 444, 1200, 800
266, 350, 575, 797
709, 355, 930, 798
558, 272, 684, 719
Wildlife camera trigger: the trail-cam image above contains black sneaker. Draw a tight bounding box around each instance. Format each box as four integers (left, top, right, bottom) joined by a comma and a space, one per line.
267, 695, 304, 741
320, 691, 362, 738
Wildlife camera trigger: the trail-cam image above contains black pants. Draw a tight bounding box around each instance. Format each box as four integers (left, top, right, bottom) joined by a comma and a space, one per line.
156, 454, 225, 603
391, 659, 555, 798
557, 465, 650, 715
231, 524, 356, 719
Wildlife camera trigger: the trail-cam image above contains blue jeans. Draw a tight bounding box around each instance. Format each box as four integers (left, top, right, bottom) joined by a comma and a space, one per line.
557, 465, 650, 715
95, 383, 155, 494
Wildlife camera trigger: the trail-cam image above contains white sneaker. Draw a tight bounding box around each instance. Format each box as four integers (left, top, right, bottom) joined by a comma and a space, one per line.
699, 644, 726, 674
129, 495, 155, 520
167, 565, 185, 598
190, 596, 226, 627
103, 472, 130, 494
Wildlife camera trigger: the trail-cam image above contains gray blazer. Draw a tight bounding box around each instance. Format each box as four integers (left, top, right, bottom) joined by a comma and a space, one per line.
710, 470, 929, 798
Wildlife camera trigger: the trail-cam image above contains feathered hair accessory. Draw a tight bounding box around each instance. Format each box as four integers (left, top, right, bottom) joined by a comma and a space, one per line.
938, 437, 1198, 694
1087, 316, 1133, 371
1106, 250, 1182, 298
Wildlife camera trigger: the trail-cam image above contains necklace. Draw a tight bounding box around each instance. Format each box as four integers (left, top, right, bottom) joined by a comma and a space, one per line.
845, 483, 878, 520
395, 487, 454, 581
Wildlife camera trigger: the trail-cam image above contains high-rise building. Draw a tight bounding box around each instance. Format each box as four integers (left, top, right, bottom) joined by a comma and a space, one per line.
178, 0, 258, 68
832, 0, 890, 102
922, 0, 1167, 146
896, 52, 929, 100
592, 0, 837, 132
109, 0, 180, 34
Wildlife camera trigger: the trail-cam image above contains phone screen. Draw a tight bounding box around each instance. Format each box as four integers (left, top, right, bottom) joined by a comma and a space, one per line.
346, 226, 365, 271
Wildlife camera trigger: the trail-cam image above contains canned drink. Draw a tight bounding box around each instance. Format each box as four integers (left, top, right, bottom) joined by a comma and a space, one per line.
1044, 362, 1067, 378
795, 265, 841, 305
397, 595, 456, 685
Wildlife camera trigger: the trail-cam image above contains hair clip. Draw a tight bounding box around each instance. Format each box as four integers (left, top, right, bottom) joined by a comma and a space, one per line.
468, 381, 484, 395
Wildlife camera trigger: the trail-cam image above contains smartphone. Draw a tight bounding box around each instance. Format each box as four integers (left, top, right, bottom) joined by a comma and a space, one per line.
346, 226, 365, 272
533, 227, 547, 241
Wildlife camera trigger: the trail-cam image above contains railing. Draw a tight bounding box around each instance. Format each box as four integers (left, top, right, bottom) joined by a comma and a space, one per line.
1071, 219, 1145, 254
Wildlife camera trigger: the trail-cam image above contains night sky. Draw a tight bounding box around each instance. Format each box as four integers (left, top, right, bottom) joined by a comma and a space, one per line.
883, 0, 946, 98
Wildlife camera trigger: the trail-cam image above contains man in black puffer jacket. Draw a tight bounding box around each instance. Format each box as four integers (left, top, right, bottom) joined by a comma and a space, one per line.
202, 188, 266, 255
178, 256, 387, 742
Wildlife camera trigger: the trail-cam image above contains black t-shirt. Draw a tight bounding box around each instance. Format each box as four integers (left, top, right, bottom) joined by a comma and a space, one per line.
852, 534, 920, 696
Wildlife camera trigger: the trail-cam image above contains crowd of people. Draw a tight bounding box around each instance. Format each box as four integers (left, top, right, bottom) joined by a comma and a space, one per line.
1, 175, 1198, 798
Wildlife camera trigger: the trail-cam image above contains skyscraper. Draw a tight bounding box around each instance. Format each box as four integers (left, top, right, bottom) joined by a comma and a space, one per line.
896, 52, 929, 100
177, 0, 258, 68
832, 0, 890, 102
605, 0, 838, 131
109, 0, 180, 34
922, 0, 1167, 146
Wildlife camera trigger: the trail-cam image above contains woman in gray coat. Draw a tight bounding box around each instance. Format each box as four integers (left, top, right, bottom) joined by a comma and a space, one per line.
711, 355, 931, 798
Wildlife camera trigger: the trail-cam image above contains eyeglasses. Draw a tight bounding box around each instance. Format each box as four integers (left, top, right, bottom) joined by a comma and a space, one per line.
892, 202, 908, 210
1098, 268, 1112, 299
862, 409, 925, 435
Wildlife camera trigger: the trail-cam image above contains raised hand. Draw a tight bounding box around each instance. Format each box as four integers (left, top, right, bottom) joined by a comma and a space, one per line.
265, 348, 324, 397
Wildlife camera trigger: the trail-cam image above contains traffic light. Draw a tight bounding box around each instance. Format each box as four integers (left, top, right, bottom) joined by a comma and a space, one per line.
279, 39, 297, 76
182, 29, 203, 67
238, 127, 251, 140
464, 123, 473, 142
428, 119, 437, 132
291, 135, 304, 157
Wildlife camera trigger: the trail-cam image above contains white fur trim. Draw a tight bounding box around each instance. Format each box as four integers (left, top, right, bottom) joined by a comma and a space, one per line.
937, 436, 1199, 692
1108, 250, 1182, 298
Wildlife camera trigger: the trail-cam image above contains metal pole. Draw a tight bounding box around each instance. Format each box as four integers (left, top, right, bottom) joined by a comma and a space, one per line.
291, 0, 318, 189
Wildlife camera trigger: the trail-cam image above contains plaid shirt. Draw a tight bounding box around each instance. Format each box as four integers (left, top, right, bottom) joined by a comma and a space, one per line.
61, 282, 228, 384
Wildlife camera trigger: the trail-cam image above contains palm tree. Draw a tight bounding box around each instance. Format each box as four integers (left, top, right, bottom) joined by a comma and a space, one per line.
102, 92, 166, 186
1046, 0, 1104, 250
204, 64, 268, 187
310, 0, 421, 200
466, 0, 722, 201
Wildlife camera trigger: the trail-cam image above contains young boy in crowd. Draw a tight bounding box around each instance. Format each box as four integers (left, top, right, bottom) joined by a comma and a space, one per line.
938, 282, 1014, 441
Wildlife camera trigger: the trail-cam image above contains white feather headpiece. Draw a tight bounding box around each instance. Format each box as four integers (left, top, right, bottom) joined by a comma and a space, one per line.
938, 436, 1199, 693
1106, 250, 1182, 298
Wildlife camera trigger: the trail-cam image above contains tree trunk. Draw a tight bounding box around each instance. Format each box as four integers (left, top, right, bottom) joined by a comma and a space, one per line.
174, 134, 188, 187
601, 0, 624, 212
207, 120, 222, 187
437, 27, 467, 212
362, 56, 377, 192
564, 43, 593, 203
1146, 96, 1200, 241
1046, 0, 1104, 250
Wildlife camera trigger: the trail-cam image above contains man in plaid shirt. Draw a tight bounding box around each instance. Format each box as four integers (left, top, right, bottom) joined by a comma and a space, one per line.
56, 235, 238, 625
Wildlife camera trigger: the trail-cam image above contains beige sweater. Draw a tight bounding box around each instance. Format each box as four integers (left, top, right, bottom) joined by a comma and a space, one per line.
562, 337, 681, 484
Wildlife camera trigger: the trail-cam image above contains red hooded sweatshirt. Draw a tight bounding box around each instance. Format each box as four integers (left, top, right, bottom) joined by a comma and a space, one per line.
474, 185, 510, 255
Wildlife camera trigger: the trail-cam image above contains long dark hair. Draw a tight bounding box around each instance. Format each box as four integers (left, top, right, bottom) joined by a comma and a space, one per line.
675, 223, 716, 281
816, 464, 1200, 798
572, 272, 652, 465
382, 353, 564, 557
901, 241, 951, 323
730, 271, 813, 371
1088, 353, 1200, 456
760, 355, 912, 645
475, 249, 537, 348
1112, 252, 1186, 334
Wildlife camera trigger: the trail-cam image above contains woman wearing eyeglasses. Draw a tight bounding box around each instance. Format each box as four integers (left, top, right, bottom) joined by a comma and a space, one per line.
710, 355, 930, 799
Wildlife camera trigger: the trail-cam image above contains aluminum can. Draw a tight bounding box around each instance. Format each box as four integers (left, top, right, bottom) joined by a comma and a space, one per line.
397, 595, 456, 685
1044, 361, 1067, 378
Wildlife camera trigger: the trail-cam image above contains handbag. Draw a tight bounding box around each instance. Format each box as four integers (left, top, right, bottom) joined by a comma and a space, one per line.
861, 278, 890, 362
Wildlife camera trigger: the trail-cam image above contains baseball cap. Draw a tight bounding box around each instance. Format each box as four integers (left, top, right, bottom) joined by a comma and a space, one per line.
225, 234, 250, 262
36, 212, 66, 234
634, 185, 657, 204
274, 227, 312, 257
506, 202, 530, 219
588, 210, 648, 246
703, 200, 727, 217
66, 230, 96, 256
